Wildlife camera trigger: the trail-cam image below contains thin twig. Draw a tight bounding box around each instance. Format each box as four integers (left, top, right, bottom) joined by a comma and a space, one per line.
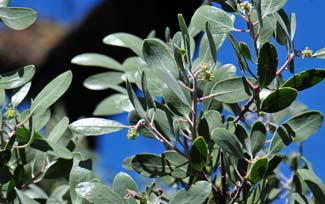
16, 114, 31, 129
148, 123, 187, 157
247, 15, 259, 59
191, 77, 198, 140
178, 81, 193, 92
245, 77, 258, 90
219, 149, 227, 204
202, 172, 219, 194
234, 95, 255, 123
230, 180, 246, 204
276, 53, 294, 76
21, 171, 44, 190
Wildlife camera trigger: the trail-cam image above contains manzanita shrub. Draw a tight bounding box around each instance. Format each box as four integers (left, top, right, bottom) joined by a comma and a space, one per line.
3, 0, 325, 204
70, 0, 325, 203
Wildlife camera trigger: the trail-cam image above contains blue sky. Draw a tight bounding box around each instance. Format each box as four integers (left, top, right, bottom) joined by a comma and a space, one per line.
10, 0, 325, 185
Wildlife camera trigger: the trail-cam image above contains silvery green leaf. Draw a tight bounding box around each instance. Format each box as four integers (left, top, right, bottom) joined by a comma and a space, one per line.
76, 181, 126, 204
261, 0, 288, 17
93, 94, 133, 116
0, 7, 37, 30
143, 39, 190, 107
312, 48, 325, 59
11, 82, 31, 107
0, 0, 9, 7
0, 65, 35, 89
71, 53, 123, 71
191, 5, 235, 34
103, 32, 143, 57
69, 118, 127, 136
30, 71, 72, 115
83, 71, 123, 90
209, 77, 252, 103
47, 116, 69, 143
15, 188, 41, 204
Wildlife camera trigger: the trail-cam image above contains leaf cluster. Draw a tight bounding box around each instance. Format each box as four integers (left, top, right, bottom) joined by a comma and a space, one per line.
2, 0, 325, 204
70, 0, 325, 203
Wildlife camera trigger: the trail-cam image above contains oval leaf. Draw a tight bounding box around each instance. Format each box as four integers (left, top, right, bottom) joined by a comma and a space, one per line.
11, 82, 31, 107
113, 172, 138, 200
297, 169, 325, 204
198, 32, 226, 64
69, 118, 127, 136
76, 181, 126, 204
211, 128, 243, 158
163, 87, 191, 117
261, 0, 288, 16
0, 65, 35, 89
94, 94, 133, 116
162, 150, 188, 179
44, 158, 73, 179
250, 121, 267, 155
312, 48, 325, 59
191, 5, 234, 34
47, 116, 69, 143
169, 181, 212, 204
267, 155, 283, 174
240, 41, 253, 61
190, 136, 208, 171
69, 160, 92, 204
103, 32, 143, 57
249, 158, 268, 184
83, 71, 123, 90
48, 185, 70, 204
47, 141, 73, 159
0, 0, 9, 7
281, 69, 325, 91
209, 77, 252, 103
269, 125, 292, 154
0, 166, 12, 184
0, 7, 37, 30
202, 64, 236, 109
261, 87, 297, 113
143, 38, 178, 78
71, 53, 123, 71
143, 39, 190, 107
0, 150, 10, 166
131, 153, 170, 178
30, 71, 72, 115
284, 110, 323, 142
201, 110, 223, 135
126, 80, 146, 120
258, 42, 278, 88
15, 188, 40, 204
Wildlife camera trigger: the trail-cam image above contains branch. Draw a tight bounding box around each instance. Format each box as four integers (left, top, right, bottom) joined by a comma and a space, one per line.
276, 53, 294, 76
247, 15, 259, 59
219, 149, 227, 204
230, 180, 246, 204
234, 95, 255, 123
202, 172, 219, 196
148, 123, 187, 157
191, 77, 198, 140
20, 171, 44, 190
